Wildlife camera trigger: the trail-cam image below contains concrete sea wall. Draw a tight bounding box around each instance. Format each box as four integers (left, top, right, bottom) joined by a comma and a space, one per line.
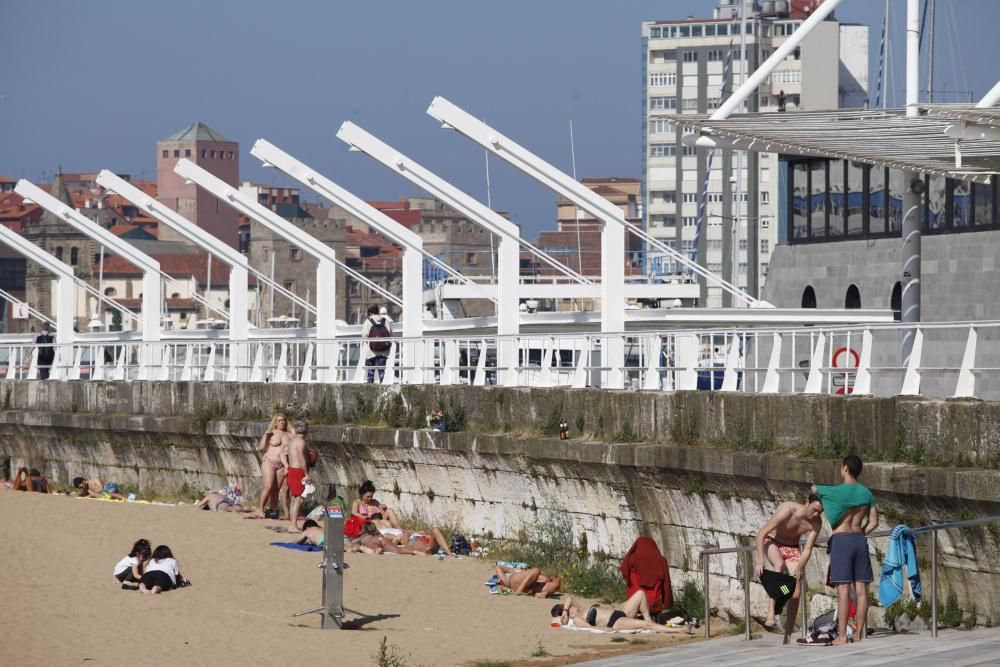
2, 380, 998, 623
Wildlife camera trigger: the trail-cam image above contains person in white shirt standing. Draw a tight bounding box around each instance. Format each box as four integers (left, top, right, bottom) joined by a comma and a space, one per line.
362, 304, 392, 383
139, 545, 185, 594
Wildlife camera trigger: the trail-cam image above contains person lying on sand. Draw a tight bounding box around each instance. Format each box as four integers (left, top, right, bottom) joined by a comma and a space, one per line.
496, 564, 562, 598
73, 476, 124, 500
551, 593, 691, 633
13, 467, 52, 493
194, 491, 252, 513
378, 526, 455, 557
296, 519, 327, 549
139, 545, 187, 594
347, 522, 388, 555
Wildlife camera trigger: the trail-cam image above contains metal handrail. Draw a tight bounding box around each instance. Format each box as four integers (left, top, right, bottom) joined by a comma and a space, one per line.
698, 514, 1000, 641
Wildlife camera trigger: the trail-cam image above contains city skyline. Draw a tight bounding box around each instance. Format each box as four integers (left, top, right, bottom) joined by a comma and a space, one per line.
1, 0, 997, 239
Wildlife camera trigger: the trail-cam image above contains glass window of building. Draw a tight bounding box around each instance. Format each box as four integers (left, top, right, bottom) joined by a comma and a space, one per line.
869, 167, 887, 234
925, 174, 946, 230
846, 161, 865, 235
679, 26, 690, 38
828, 160, 845, 238
791, 162, 809, 240
650, 144, 675, 157
650, 97, 677, 111
651, 27, 661, 38
810, 161, 826, 238
717, 24, 728, 36
706, 24, 717, 36
974, 181, 994, 227
952, 179, 971, 228
761, 239, 769, 253
888, 170, 908, 233
664, 215, 676, 227
691, 25, 703, 37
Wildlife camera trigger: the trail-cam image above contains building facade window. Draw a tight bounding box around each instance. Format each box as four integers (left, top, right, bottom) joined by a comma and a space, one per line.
682, 51, 698, 62
70, 247, 78, 265
650, 144, 676, 157
683, 217, 697, 227
185, 149, 191, 157
650, 96, 677, 111
161, 150, 168, 158
173, 150, 180, 158
650, 119, 673, 134
707, 49, 724, 61
683, 193, 697, 203
683, 145, 697, 156
289, 247, 300, 261
649, 72, 677, 87
761, 239, 769, 253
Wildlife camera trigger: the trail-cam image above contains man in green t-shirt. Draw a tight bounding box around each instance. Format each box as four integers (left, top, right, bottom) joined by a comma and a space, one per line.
814, 454, 879, 645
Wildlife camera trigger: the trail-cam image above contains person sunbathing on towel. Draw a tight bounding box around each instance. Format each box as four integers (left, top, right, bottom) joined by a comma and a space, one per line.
13, 467, 52, 493
194, 491, 252, 512
73, 476, 124, 499
347, 522, 387, 555
551, 593, 689, 633
296, 519, 327, 549
378, 526, 455, 557
496, 564, 562, 598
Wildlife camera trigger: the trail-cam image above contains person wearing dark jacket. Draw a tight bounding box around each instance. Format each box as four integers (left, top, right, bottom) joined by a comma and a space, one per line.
34, 323, 55, 379
620, 536, 672, 618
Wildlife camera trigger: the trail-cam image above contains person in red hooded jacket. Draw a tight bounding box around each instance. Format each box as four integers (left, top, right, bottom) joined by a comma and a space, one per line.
620, 536, 672, 618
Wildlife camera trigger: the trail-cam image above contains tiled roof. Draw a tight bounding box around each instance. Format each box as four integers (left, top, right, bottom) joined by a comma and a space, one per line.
0, 176, 15, 184
162, 121, 233, 143
98, 252, 231, 286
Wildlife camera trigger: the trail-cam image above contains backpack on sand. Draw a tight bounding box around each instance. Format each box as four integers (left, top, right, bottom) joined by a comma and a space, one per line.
368, 318, 391, 353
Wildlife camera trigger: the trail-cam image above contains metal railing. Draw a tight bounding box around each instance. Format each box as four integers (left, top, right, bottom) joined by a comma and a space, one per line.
3, 319, 1000, 398
698, 514, 1000, 641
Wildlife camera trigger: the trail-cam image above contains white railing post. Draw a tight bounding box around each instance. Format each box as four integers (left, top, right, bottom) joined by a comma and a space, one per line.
901, 327, 924, 395
380, 344, 398, 386
572, 337, 589, 389
67, 347, 83, 381
300, 343, 315, 383
274, 343, 288, 383
804, 333, 827, 394
853, 329, 874, 396
955, 325, 977, 398
676, 333, 699, 391
721, 333, 743, 392
203, 344, 217, 382
540, 338, 553, 388
643, 335, 662, 391
761, 333, 782, 393
472, 340, 488, 387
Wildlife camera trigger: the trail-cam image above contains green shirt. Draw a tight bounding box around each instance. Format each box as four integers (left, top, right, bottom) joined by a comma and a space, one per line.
816, 482, 876, 529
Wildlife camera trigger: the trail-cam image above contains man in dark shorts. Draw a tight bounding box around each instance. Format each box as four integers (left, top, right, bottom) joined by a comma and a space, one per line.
755, 493, 823, 642
815, 454, 879, 645
285, 421, 312, 533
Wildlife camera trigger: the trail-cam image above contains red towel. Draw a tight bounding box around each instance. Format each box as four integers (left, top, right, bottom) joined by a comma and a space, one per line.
620, 536, 672, 614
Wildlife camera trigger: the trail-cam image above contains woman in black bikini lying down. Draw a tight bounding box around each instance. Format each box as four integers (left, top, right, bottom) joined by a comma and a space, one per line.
551, 592, 690, 633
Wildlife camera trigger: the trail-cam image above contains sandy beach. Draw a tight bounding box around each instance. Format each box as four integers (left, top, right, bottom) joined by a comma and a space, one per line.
1, 490, 699, 666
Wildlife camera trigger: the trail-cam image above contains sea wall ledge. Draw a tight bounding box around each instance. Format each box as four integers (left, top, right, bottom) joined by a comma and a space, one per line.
4, 380, 1000, 469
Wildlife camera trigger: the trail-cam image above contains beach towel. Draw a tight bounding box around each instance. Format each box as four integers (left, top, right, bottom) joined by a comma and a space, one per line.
620, 536, 672, 614
270, 542, 323, 552
560, 619, 649, 635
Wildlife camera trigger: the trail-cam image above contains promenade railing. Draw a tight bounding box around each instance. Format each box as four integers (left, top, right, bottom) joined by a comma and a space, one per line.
697, 514, 1000, 640
2, 319, 1000, 398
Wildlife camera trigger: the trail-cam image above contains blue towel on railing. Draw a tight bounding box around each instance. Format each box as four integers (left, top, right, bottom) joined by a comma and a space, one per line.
878, 524, 922, 608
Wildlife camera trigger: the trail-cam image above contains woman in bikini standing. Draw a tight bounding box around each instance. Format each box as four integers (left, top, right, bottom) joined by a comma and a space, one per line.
256, 413, 292, 518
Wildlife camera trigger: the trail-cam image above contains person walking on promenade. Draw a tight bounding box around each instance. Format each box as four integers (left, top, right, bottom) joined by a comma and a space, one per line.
285, 421, 312, 533
815, 455, 879, 645
362, 304, 391, 383
755, 494, 824, 642
256, 413, 291, 518
34, 323, 56, 379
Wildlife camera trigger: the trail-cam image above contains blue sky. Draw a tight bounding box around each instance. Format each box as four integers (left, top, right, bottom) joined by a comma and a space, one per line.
1, 0, 997, 239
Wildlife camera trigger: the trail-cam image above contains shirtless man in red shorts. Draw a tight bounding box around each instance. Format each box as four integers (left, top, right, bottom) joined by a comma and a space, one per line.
755, 493, 823, 643
285, 421, 312, 533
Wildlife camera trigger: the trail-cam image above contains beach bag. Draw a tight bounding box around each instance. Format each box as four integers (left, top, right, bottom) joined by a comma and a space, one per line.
344, 515, 365, 538
368, 318, 391, 353
450, 534, 472, 555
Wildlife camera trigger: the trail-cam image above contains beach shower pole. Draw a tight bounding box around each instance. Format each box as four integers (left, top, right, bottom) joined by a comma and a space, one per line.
292, 499, 345, 629
320, 505, 346, 629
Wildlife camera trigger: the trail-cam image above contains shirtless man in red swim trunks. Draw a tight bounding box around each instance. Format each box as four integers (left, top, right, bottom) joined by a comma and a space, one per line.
285, 421, 312, 533
755, 493, 823, 643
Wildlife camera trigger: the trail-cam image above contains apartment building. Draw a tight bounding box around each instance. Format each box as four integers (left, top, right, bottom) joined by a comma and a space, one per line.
641, 0, 867, 306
